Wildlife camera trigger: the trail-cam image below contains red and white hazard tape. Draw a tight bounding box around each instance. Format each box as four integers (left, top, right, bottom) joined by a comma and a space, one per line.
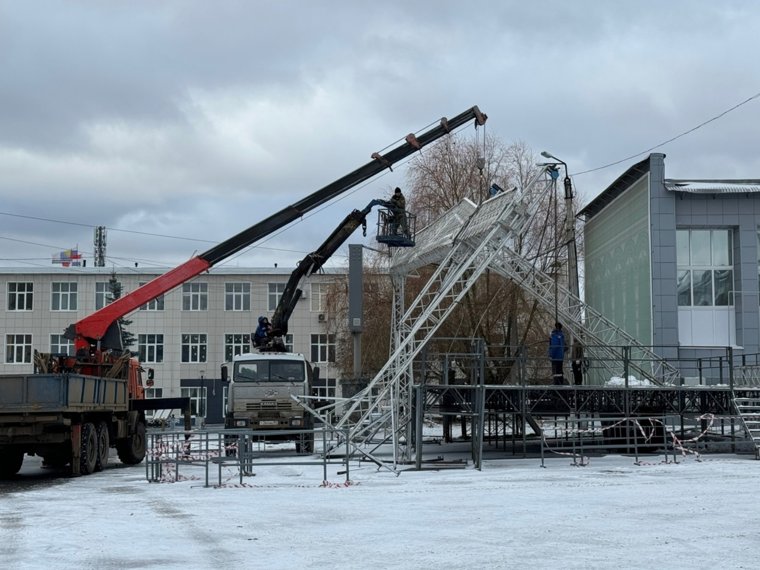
538, 413, 720, 466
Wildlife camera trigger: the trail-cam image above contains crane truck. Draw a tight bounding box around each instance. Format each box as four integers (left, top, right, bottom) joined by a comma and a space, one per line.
222, 197, 399, 452
0, 106, 487, 477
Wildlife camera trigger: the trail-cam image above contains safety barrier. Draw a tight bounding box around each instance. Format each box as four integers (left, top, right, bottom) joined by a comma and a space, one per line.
144, 426, 352, 487
537, 414, 723, 467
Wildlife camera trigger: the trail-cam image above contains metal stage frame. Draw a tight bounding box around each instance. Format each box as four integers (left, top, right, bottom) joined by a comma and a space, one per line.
411, 384, 759, 469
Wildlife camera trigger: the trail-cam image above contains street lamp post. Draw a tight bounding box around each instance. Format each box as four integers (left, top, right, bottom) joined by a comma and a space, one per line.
540, 151, 580, 313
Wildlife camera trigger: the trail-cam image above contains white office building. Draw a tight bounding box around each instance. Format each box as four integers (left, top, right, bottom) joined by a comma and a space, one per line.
1, 266, 343, 423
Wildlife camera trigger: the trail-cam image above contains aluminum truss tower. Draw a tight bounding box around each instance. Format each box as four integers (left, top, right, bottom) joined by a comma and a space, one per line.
303, 168, 558, 467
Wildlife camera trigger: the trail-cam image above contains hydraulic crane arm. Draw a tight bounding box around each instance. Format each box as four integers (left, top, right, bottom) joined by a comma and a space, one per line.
268, 199, 389, 341
69, 106, 487, 351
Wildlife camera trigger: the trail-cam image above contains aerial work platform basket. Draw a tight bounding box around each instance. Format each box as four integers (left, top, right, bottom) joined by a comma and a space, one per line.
376, 208, 416, 247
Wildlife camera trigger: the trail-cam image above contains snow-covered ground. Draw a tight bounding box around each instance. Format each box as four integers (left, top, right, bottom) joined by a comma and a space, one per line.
2, 448, 758, 570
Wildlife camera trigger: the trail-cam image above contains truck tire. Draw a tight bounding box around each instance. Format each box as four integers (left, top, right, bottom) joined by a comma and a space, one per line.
79, 423, 98, 475
295, 436, 314, 454
296, 420, 315, 454
95, 421, 110, 472
0, 448, 24, 478
116, 421, 146, 465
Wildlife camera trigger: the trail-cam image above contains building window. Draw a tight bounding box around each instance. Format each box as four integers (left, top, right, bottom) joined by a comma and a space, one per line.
268, 283, 285, 311
310, 333, 336, 363
8, 282, 33, 311
677, 229, 733, 307
182, 283, 208, 311
95, 282, 112, 310
145, 388, 163, 399
225, 283, 251, 311
757, 230, 760, 303
6, 334, 32, 364
138, 282, 165, 311
50, 334, 74, 356
51, 282, 78, 311
311, 283, 327, 312
138, 334, 164, 363
181, 333, 207, 363
181, 387, 207, 418
313, 377, 337, 400
284, 334, 294, 353
145, 388, 164, 419
224, 333, 251, 361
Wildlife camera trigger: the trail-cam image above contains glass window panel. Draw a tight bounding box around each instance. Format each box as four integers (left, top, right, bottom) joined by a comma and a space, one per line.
692, 270, 713, 306
676, 230, 689, 265
712, 230, 731, 266
690, 230, 710, 266
677, 270, 691, 306
714, 269, 733, 306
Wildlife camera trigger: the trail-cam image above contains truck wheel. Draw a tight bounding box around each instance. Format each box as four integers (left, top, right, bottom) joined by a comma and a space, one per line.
296, 432, 314, 454
116, 421, 146, 465
0, 448, 24, 478
224, 433, 238, 457
95, 421, 110, 472
79, 423, 98, 475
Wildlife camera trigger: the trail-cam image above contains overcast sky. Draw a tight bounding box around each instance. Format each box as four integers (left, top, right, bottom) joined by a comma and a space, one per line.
1, 1, 759, 271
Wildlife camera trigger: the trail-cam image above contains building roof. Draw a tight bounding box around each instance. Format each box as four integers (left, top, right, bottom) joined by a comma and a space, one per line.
0, 266, 347, 276
663, 179, 760, 194
577, 155, 654, 220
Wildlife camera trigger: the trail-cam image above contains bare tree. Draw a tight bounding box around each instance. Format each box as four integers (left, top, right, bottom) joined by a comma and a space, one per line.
326, 133, 583, 385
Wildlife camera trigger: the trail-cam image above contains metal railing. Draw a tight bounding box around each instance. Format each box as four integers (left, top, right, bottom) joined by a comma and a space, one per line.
144, 426, 351, 487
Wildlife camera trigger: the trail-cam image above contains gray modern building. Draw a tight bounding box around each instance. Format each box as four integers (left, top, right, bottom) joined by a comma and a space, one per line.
1, 266, 344, 423
580, 153, 760, 382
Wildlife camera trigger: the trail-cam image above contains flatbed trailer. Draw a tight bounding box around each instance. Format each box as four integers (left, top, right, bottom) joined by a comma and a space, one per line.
0, 369, 189, 478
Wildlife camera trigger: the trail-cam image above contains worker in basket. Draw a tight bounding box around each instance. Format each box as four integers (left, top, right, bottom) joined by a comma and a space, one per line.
253, 316, 272, 347
389, 187, 408, 236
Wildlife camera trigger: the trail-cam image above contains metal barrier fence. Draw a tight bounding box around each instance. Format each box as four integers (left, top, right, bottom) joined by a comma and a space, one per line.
414, 382, 755, 468
413, 342, 760, 387
537, 414, 683, 467
145, 427, 351, 487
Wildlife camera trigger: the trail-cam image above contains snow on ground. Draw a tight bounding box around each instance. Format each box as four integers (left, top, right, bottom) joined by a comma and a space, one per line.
2, 448, 758, 570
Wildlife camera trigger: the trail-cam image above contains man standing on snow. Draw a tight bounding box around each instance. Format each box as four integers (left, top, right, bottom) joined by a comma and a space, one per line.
549, 322, 568, 385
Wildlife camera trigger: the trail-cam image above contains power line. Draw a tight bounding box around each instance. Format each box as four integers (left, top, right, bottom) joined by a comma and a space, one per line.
574, 90, 760, 176
0, 210, 215, 244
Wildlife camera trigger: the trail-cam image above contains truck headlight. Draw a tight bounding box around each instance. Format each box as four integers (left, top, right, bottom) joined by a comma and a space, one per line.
235, 419, 248, 427
290, 418, 302, 426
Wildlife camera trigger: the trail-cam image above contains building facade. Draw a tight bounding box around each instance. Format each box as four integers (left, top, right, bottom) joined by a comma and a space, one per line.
1, 266, 344, 423
580, 153, 760, 382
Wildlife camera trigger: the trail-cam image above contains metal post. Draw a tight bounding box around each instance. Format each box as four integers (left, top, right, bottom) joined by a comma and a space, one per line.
415, 384, 424, 470
728, 346, 735, 452
623, 346, 631, 454
323, 428, 328, 482
344, 427, 350, 482
476, 384, 485, 470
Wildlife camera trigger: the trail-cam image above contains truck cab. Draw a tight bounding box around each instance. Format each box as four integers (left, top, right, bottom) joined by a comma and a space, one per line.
223, 351, 317, 451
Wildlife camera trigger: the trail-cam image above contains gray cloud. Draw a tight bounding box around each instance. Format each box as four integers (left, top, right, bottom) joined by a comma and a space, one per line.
1, 0, 759, 270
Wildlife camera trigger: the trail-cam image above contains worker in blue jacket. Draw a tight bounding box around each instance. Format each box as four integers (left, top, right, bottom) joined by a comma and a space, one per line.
253, 316, 271, 347
549, 322, 568, 385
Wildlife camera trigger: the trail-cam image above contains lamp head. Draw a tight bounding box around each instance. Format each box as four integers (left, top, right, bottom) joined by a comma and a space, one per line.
541, 150, 557, 161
